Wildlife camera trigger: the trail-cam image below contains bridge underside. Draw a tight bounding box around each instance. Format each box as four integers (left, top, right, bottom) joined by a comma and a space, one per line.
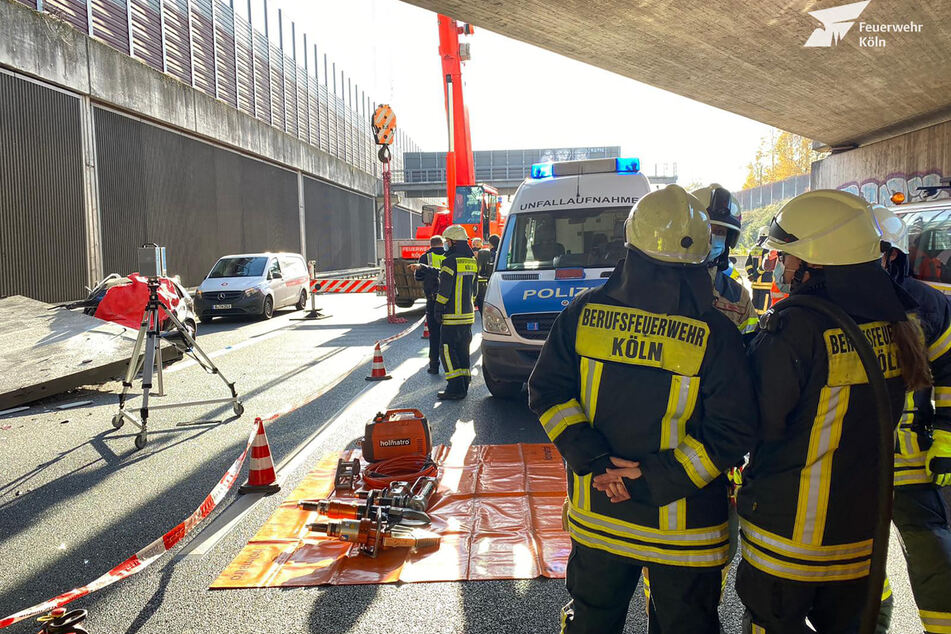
403, 1, 951, 148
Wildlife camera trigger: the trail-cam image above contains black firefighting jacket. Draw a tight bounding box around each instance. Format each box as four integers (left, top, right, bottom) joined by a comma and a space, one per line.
435, 243, 477, 326
739, 270, 909, 584
528, 255, 757, 568
415, 246, 445, 297
894, 276, 951, 486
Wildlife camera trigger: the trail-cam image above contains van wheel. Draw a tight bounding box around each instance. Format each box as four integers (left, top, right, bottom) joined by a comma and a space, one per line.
261, 296, 274, 320
483, 363, 523, 399
295, 290, 307, 310
395, 298, 415, 308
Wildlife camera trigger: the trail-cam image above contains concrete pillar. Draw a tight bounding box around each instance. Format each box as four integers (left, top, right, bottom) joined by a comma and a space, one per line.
297, 171, 306, 258
79, 96, 104, 285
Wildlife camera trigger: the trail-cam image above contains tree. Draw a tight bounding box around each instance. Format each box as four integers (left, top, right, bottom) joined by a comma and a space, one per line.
743, 131, 818, 190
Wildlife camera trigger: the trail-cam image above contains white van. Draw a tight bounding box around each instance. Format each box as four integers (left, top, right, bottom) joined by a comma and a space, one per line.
480, 157, 652, 398
194, 253, 309, 321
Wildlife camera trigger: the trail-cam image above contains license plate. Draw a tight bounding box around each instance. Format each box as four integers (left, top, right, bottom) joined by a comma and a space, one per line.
213, 304, 231, 310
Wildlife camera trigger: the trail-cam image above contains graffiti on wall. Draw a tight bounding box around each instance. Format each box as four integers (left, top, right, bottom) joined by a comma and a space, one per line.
838, 170, 948, 204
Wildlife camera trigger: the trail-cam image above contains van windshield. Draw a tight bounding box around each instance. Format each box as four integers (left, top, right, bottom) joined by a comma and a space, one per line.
503, 206, 631, 270
208, 257, 268, 278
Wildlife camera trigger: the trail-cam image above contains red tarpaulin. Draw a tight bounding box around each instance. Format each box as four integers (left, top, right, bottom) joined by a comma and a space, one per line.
94, 275, 180, 330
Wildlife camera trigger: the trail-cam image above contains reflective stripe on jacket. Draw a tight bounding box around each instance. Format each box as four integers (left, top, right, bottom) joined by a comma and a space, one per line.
435, 246, 477, 326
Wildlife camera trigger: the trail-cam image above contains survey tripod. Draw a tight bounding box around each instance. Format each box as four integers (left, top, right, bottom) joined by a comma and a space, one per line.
112, 277, 243, 449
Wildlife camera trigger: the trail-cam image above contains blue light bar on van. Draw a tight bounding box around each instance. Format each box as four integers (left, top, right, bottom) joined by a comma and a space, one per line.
615, 157, 640, 173
531, 162, 554, 179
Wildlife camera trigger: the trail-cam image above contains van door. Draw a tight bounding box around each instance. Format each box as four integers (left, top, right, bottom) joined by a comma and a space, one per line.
267, 258, 287, 307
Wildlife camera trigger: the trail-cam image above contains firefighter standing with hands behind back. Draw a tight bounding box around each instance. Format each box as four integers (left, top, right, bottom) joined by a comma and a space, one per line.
433, 224, 478, 400
528, 184, 757, 633
737, 190, 930, 633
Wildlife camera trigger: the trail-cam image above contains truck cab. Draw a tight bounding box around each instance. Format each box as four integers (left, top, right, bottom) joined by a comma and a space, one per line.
480, 157, 652, 398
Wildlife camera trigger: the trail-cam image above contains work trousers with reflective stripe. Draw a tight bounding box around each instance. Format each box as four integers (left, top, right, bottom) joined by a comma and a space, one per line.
562, 542, 721, 634
425, 297, 442, 369
440, 323, 471, 394
877, 483, 951, 634
737, 560, 868, 634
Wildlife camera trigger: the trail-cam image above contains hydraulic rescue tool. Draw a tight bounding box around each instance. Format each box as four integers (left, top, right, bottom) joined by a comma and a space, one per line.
36, 608, 88, 634
298, 497, 431, 527
307, 517, 441, 558
358, 476, 437, 512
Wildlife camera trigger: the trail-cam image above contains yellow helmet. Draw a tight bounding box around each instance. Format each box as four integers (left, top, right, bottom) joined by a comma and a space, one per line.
765, 190, 882, 265
442, 225, 469, 242
471, 237, 484, 248
625, 185, 711, 265
871, 204, 909, 254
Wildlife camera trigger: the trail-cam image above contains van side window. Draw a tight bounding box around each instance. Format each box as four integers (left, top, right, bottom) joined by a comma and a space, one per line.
269, 259, 282, 278
904, 207, 951, 284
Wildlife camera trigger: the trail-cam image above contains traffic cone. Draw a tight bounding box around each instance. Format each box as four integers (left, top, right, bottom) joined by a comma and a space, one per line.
422, 321, 430, 339
365, 342, 392, 381
239, 418, 281, 495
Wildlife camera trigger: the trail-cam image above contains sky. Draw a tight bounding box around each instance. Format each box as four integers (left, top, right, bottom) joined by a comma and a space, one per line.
239, 0, 777, 192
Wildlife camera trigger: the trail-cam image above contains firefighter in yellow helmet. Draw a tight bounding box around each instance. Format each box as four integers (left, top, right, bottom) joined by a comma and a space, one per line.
873, 204, 951, 634
692, 184, 759, 339
737, 190, 930, 633
433, 224, 478, 400
528, 184, 757, 633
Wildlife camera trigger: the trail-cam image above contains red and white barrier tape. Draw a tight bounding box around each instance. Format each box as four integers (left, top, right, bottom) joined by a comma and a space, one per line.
314, 279, 380, 294
0, 314, 427, 628
0, 421, 259, 629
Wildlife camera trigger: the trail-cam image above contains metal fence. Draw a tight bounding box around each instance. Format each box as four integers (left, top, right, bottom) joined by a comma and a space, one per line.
736, 173, 810, 210
14, 0, 421, 176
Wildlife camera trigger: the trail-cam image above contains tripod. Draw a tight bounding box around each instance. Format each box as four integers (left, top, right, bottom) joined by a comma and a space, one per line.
112, 278, 243, 449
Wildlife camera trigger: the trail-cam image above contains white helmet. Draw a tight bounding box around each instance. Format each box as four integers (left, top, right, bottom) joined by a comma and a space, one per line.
764, 190, 882, 265
871, 204, 909, 254
626, 185, 711, 265
442, 225, 469, 242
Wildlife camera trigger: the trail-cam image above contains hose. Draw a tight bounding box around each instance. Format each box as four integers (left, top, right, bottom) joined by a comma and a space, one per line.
770, 295, 892, 634
362, 455, 438, 489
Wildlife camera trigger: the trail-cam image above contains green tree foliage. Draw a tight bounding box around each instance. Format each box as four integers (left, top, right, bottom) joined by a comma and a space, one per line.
735, 201, 783, 254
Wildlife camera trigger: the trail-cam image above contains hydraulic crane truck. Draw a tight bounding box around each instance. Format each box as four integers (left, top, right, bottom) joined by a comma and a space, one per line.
391, 15, 506, 308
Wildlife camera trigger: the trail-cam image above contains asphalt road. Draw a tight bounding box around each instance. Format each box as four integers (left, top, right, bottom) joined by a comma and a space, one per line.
0, 295, 925, 633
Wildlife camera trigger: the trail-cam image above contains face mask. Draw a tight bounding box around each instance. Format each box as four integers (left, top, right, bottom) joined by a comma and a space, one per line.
709, 234, 727, 261
774, 258, 792, 294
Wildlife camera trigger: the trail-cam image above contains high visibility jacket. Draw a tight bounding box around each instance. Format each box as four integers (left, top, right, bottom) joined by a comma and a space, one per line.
895, 277, 951, 486
528, 267, 757, 568
435, 244, 477, 326
746, 248, 764, 283
739, 300, 907, 583
712, 269, 759, 337
415, 247, 445, 297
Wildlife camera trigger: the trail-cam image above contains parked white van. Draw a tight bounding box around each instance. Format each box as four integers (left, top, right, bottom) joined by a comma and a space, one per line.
480, 157, 652, 398
194, 252, 309, 321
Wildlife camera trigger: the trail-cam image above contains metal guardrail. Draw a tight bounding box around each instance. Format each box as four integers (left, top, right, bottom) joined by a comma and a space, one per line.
15, 0, 421, 177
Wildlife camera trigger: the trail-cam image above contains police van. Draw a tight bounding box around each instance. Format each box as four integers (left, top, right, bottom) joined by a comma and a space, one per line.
480, 157, 652, 398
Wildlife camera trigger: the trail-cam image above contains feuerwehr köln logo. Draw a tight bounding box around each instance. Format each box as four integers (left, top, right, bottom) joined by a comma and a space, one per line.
803, 0, 871, 47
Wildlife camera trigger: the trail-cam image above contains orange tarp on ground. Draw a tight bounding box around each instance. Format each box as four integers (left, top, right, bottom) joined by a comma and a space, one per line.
211, 443, 570, 588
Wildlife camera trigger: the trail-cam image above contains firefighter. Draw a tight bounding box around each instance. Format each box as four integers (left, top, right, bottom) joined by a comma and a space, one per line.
434, 224, 478, 400
746, 228, 774, 313
411, 235, 446, 374
528, 184, 757, 634
475, 237, 494, 313
873, 205, 951, 634
692, 184, 759, 340
737, 190, 931, 634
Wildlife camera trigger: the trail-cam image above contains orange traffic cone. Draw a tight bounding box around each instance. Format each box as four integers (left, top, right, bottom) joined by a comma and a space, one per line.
365, 342, 392, 381
239, 418, 281, 495
422, 321, 430, 339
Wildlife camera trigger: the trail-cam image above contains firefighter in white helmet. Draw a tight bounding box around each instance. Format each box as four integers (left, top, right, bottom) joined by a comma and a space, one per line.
872, 204, 951, 634
737, 190, 930, 633
433, 224, 477, 400
528, 184, 757, 633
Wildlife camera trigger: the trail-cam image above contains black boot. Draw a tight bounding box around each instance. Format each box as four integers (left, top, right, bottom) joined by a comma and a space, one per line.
427, 365, 440, 375
437, 389, 466, 401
